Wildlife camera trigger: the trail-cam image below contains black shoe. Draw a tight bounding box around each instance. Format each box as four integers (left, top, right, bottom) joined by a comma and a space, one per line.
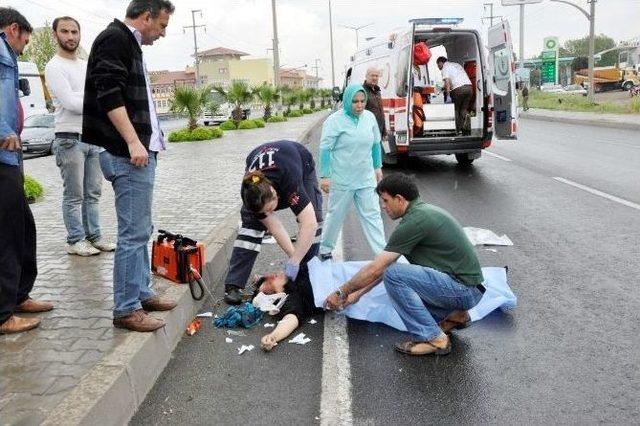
224, 287, 243, 305
319, 253, 333, 261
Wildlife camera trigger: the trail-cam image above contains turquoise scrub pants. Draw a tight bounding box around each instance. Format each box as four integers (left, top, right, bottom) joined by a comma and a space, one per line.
320, 186, 386, 255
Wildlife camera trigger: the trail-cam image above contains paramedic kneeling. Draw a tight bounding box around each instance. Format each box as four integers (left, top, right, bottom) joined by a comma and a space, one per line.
324, 173, 484, 356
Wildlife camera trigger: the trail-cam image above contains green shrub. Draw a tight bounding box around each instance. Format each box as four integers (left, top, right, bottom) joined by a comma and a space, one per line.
252, 119, 265, 128
288, 110, 304, 118
24, 175, 43, 202
267, 115, 287, 123
219, 120, 237, 130
168, 129, 191, 142
237, 120, 258, 130
631, 96, 640, 113
303, 108, 313, 114
191, 127, 223, 140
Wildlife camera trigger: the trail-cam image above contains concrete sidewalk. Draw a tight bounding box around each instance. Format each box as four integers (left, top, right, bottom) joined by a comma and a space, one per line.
519, 108, 640, 131
0, 111, 329, 425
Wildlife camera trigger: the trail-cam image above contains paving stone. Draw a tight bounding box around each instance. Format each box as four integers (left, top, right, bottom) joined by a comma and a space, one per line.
70, 338, 115, 353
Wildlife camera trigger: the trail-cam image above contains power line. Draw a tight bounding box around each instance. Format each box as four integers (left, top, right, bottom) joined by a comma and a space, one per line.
183, 9, 206, 88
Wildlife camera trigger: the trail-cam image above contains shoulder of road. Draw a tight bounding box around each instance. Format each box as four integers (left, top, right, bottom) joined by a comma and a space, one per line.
520, 108, 640, 131
0, 111, 330, 426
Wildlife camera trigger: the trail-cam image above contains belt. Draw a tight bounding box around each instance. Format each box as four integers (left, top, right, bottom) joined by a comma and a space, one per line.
55, 132, 81, 139
477, 284, 486, 294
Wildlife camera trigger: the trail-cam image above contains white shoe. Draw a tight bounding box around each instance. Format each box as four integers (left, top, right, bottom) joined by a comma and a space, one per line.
67, 239, 100, 256
91, 238, 116, 252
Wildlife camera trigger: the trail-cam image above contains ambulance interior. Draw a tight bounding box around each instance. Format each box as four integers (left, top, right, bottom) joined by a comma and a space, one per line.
412, 32, 484, 138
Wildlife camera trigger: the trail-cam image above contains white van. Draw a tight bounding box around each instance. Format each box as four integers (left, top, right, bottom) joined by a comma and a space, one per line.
339, 18, 518, 166
18, 61, 49, 118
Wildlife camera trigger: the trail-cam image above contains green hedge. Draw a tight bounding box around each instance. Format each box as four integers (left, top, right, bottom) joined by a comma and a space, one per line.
303, 108, 313, 114
237, 120, 258, 130
168, 127, 223, 142
252, 119, 265, 128
24, 175, 43, 202
219, 120, 237, 130
287, 110, 304, 118
267, 115, 287, 123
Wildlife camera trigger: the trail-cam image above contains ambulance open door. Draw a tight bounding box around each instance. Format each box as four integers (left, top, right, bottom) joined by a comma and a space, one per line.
488, 20, 518, 139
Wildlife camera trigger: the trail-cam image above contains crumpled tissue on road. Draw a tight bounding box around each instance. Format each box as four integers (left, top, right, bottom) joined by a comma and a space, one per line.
308, 257, 517, 332
238, 345, 254, 355
214, 302, 264, 328
463, 227, 513, 246
288, 333, 311, 345
252, 292, 288, 315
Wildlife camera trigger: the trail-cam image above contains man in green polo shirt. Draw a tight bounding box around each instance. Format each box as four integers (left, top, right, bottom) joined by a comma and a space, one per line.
325, 173, 484, 356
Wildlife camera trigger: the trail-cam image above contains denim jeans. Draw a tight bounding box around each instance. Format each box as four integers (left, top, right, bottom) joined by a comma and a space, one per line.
99, 151, 156, 318
53, 138, 103, 244
384, 263, 483, 341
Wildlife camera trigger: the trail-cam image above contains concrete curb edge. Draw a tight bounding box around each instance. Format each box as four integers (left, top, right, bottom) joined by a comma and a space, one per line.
42, 110, 330, 426
520, 111, 640, 131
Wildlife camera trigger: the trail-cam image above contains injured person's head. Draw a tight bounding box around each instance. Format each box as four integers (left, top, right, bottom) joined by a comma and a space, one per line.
252, 271, 291, 296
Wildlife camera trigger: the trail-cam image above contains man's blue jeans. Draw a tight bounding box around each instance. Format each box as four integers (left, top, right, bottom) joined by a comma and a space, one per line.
384, 263, 483, 341
99, 151, 156, 318
53, 138, 103, 244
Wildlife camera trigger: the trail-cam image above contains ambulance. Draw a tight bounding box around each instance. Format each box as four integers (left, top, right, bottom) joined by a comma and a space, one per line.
337, 18, 518, 166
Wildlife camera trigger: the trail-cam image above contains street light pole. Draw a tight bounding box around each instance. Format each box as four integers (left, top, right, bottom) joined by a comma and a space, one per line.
550, 0, 597, 103
519, 4, 525, 65
183, 9, 205, 88
271, 0, 281, 87
328, 0, 335, 88
339, 23, 373, 49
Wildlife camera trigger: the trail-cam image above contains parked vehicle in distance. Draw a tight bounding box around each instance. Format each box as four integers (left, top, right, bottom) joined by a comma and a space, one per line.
562, 84, 587, 95
200, 91, 250, 126
540, 83, 565, 93
21, 113, 55, 156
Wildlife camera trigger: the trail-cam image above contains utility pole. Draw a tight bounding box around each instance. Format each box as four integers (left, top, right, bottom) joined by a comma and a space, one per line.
550, 0, 597, 102
519, 4, 525, 65
482, 3, 502, 27
183, 10, 205, 88
328, 0, 336, 88
339, 23, 373, 49
271, 0, 281, 87
313, 58, 321, 79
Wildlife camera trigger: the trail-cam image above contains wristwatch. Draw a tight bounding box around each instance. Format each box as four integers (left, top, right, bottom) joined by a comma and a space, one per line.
334, 288, 347, 301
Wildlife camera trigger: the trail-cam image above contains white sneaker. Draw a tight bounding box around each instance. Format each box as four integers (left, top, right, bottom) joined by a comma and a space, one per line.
67, 239, 100, 256
91, 238, 116, 252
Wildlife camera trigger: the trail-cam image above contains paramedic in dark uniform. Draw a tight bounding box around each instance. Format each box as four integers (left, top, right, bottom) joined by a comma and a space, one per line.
224, 140, 323, 304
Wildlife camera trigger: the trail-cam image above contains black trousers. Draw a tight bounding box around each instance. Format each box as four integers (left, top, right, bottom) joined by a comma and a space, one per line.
451, 85, 473, 133
225, 161, 323, 290
0, 164, 38, 324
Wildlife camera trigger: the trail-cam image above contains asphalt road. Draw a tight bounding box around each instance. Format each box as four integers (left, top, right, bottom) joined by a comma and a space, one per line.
133, 119, 639, 425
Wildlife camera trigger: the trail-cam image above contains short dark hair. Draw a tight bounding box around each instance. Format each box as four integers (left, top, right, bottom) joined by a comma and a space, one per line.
52, 16, 80, 32
376, 173, 420, 201
0, 7, 33, 33
436, 56, 448, 64
125, 0, 175, 19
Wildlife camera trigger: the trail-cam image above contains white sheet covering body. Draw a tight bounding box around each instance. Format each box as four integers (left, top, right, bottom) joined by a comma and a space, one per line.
308, 257, 516, 331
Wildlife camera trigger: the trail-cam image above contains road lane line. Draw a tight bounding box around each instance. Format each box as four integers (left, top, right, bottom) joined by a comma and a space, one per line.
320, 231, 353, 426
553, 177, 640, 211
484, 151, 512, 162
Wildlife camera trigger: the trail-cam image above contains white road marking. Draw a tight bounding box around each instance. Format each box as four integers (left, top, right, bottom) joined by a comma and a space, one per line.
320, 231, 353, 426
484, 151, 512, 162
553, 177, 640, 211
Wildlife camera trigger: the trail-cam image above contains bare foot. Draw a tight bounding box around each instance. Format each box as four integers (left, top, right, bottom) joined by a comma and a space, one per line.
261, 334, 278, 351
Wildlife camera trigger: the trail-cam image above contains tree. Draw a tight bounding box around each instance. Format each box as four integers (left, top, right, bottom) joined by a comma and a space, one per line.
254, 84, 280, 120
213, 80, 254, 125
571, 56, 589, 73
169, 84, 211, 130
296, 88, 309, 110
306, 87, 318, 109
280, 88, 298, 115
319, 88, 332, 108
563, 34, 617, 66
21, 25, 57, 72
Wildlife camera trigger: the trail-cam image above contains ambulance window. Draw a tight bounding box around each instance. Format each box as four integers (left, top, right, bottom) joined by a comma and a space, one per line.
396, 46, 410, 97
493, 47, 510, 92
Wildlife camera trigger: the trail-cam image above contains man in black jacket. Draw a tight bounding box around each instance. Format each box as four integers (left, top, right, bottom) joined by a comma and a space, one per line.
83, 0, 176, 332
362, 67, 387, 140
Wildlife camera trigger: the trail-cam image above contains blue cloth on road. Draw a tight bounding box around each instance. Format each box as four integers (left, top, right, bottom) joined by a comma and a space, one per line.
308, 257, 516, 332
214, 302, 264, 328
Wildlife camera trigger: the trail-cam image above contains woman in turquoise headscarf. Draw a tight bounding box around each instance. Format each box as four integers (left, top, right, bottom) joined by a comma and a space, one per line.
318, 83, 386, 259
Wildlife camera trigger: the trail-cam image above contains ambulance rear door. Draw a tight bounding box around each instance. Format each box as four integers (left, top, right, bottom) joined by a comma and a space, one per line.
488, 20, 518, 139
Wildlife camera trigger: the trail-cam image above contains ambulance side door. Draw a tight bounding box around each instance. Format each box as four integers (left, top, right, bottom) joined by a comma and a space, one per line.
488, 20, 518, 139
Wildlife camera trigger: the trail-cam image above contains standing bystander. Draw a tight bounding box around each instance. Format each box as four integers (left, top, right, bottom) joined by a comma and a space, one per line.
45, 16, 116, 257
521, 84, 529, 111
362, 67, 387, 140
83, 0, 176, 332
0, 7, 54, 334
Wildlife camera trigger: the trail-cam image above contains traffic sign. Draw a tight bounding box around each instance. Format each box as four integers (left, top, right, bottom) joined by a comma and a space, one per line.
543, 36, 559, 51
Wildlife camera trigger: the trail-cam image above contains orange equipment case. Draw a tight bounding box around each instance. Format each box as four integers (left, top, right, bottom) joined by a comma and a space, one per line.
151, 230, 205, 299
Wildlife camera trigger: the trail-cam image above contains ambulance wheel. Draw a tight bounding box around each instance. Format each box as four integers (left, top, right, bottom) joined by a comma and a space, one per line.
455, 153, 474, 167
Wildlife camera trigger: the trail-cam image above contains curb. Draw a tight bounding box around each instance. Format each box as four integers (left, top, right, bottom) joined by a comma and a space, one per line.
42, 111, 329, 426
519, 111, 640, 131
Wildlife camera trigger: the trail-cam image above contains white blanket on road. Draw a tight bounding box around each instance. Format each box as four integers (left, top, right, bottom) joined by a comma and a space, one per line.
308, 257, 517, 331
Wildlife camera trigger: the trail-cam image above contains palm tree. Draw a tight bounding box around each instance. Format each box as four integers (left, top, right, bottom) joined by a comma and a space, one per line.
254, 84, 280, 121
213, 80, 254, 125
306, 87, 318, 109
296, 88, 309, 110
169, 84, 211, 130
319, 88, 332, 108
281, 88, 298, 115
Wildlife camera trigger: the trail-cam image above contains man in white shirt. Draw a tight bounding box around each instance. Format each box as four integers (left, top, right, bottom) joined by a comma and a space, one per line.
436, 56, 473, 135
45, 16, 115, 256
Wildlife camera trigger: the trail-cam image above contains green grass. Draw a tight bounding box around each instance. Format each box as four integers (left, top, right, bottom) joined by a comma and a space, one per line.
24, 175, 43, 202
524, 90, 639, 114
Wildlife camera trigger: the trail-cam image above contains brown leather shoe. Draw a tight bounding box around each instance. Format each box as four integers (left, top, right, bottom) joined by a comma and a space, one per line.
0, 315, 41, 334
16, 298, 54, 313
141, 296, 177, 312
113, 309, 165, 332
438, 310, 471, 334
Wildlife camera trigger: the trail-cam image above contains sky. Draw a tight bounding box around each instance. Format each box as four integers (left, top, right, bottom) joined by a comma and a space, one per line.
5, 0, 640, 87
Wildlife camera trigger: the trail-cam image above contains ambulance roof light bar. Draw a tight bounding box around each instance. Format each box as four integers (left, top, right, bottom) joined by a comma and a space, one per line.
409, 18, 464, 26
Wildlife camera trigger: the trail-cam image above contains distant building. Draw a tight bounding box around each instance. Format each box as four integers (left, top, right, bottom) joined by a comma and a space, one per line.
303, 73, 322, 89
149, 69, 196, 114
278, 69, 322, 89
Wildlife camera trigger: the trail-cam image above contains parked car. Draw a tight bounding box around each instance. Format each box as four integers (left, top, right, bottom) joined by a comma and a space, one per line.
21, 113, 54, 155
562, 84, 588, 96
